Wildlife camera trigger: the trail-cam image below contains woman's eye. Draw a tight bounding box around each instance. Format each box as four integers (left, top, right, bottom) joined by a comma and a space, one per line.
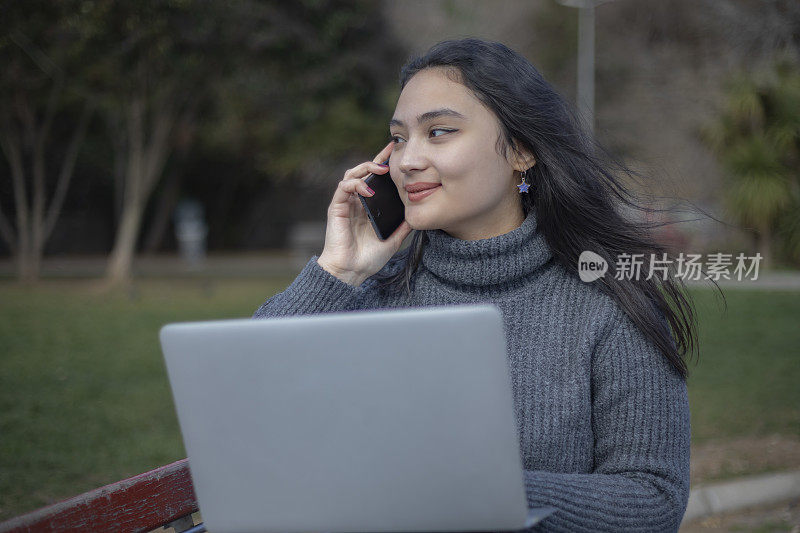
430, 128, 455, 138
389, 129, 454, 143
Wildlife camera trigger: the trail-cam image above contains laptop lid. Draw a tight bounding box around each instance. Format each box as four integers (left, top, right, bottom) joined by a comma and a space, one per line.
160, 304, 553, 533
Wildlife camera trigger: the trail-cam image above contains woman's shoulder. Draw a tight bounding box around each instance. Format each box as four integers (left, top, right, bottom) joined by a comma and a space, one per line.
547, 260, 675, 363
546, 259, 619, 312
543, 259, 628, 340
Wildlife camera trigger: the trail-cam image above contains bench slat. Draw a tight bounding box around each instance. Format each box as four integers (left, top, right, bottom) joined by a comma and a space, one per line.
0, 459, 198, 533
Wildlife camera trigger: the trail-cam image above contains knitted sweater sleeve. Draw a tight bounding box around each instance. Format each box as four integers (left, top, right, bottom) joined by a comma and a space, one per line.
252, 255, 401, 318
252, 256, 366, 318
523, 309, 691, 532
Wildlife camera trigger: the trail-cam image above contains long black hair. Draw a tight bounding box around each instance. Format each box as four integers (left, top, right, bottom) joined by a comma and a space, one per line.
376, 38, 700, 379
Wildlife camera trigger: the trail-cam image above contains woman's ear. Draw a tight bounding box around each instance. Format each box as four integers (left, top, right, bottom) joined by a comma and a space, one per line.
517, 152, 536, 171
508, 140, 536, 171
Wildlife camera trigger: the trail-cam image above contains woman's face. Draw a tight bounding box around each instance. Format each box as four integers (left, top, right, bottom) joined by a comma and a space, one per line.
388, 67, 527, 240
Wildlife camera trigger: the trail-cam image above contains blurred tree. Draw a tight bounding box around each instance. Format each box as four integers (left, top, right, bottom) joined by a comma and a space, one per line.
0, 1, 95, 282
200, 1, 402, 182
702, 56, 800, 268
150, 0, 404, 252
83, 0, 402, 283
2, 0, 405, 271
79, 0, 232, 285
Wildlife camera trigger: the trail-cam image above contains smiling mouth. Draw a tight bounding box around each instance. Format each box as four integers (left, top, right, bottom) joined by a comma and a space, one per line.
406, 184, 441, 202
405, 182, 441, 193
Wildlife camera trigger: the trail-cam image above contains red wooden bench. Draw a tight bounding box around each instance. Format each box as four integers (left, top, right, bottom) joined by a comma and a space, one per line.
0, 459, 204, 533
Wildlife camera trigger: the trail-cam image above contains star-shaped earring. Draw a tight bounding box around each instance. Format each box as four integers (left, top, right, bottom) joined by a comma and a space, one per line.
517, 169, 531, 193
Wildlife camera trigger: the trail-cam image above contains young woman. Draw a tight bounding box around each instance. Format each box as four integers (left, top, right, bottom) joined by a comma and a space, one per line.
255, 38, 698, 532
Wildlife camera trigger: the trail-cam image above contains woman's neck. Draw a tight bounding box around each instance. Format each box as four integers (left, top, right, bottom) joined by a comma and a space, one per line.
443, 204, 526, 241
422, 207, 552, 288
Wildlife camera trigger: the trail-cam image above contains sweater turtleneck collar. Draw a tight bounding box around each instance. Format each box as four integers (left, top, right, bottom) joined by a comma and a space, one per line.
421, 208, 553, 287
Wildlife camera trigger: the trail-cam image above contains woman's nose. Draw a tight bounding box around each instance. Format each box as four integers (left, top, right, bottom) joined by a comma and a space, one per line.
397, 137, 429, 175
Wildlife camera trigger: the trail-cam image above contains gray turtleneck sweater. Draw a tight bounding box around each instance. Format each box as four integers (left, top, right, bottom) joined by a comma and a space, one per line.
253, 210, 690, 532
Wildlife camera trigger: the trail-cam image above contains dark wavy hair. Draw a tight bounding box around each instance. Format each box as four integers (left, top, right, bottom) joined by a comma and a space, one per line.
375, 38, 701, 379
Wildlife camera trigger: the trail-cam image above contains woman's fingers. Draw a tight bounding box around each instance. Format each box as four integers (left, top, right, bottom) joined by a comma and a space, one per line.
337, 175, 374, 198
373, 141, 394, 164
329, 141, 394, 210
331, 161, 390, 205
342, 160, 390, 181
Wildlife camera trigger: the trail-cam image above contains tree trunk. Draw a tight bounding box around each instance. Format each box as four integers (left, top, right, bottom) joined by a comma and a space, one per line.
142, 169, 182, 254
104, 94, 176, 286
1, 102, 33, 282
106, 197, 145, 285
0, 95, 91, 283
141, 113, 194, 255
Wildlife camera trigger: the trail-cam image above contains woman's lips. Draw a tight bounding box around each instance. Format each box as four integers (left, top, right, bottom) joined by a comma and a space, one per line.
406, 183, 442, 202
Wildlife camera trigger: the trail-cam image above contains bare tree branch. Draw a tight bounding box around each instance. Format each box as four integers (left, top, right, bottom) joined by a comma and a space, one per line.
36, 75, 65, 167
0, 106, 30, 249
125, 94, 145, 206
105, 110, 128, 224
9, 31, 60, 77
142, 94, 177, 196
0, 106, 20, 252
31, 103, 48, 259
14, 91, 36, 153
0, 206, 17, 253
43, 100, 94, 240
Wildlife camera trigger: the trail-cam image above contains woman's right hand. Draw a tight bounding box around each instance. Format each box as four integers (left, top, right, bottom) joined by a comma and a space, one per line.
316, 141, 412, 286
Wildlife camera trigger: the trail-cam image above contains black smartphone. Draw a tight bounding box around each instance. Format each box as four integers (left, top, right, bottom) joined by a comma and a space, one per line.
358, 159, 405, 240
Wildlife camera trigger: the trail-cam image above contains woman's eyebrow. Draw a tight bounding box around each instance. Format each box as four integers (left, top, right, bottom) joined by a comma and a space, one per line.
389, 108, 466, 128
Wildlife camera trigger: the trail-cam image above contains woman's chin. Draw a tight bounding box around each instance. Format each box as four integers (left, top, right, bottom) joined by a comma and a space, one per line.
405, 212, 437, 232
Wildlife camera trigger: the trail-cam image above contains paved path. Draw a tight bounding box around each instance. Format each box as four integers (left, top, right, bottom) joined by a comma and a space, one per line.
680, 498, 800, 531
686, 271, 800, 291
681, 470, 800, 530
683, 470, 800, 522
0, 252, 307, 279
3, 253, 800, 289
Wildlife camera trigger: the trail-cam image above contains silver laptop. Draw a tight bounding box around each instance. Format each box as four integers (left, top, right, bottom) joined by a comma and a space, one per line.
160, 304, 554, 533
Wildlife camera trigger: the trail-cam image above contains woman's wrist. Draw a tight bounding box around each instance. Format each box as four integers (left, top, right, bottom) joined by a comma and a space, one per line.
316, 256, 367, 287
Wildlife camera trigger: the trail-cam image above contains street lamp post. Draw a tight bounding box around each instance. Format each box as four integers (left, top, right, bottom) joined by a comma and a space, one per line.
554, 0, 615, 137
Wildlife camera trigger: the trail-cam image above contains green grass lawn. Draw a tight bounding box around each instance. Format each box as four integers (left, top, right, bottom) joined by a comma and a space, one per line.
687, 289, 800, 441
0, 278, 291, 521
0, 280, 798, 521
